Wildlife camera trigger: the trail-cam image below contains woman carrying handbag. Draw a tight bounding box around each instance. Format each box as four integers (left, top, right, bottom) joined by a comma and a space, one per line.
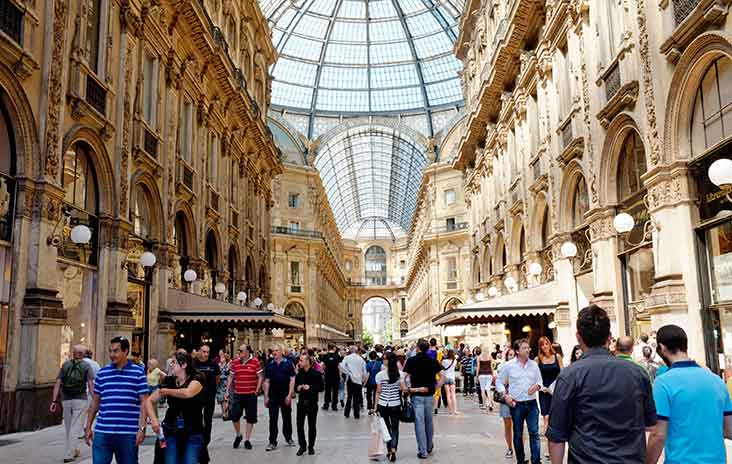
375, 352, 406, 462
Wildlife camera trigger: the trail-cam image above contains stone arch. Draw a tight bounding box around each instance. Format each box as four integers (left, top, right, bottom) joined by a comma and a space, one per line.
599, 114, 647, 205
472, 254, 481, 287
664, 32, 732, 163
284, 300, 306, 320
493, 233, 507, 273
204, 226, 222, 270
443, 296, 463, 311
129, 171, 164, 242
0, 63, 40, 179
530, 192, 551, 249
481, 245, 492, 281
228, 243, 242, 280
62, 125, 117, 216
399, 320, 408, 338
173, 203, 197, 257
558, 161, 590, 232
509, 215, 526, 264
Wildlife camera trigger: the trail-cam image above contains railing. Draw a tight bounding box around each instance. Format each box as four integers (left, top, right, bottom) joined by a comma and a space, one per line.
271, 226, 323, 239
86, 76, 106, 116
0, 0, 23, 44
432, 222, 469, 234
673, 0, 700, 25
604, 62, 621, 102
177, 160, 194, 191
143, 127, 158, 158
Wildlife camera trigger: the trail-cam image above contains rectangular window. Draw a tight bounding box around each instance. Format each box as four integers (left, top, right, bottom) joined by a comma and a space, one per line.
400, 297, 406, 315
290, 261, 301, 285
143, 53, 158, 128
605, 0, 619, 61
208, 133, 218, 184
447, 257, 458, 282
444, 188, 456, 206
230, 159, 238, 203
87, 0, 102, 73
179, 100, 193, 162
289, 221, 300, 231
446, 217, 456, 231
288, 193, 300, 208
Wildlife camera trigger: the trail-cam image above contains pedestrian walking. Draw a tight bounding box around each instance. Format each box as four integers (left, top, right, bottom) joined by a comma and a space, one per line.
441, 349, 458, 415
192, 345, 220, 464
403, 339, 445, 459
145, 351, 205, 464
226, 345, 262, 450
646, 324, 732, 464
294, 353, 324, 456
547, 305, 657, 464
497, 347, 515, 459
640, 346, 660, 382
263, 344, 296, 451
51, 344, 94, 463
476, 346, 495, 411
536, 336, 562, 436
365, 351, 382, 414
496, 338, 543, 464
460, 349, 475, 396
85, 336, 149, 464
376, 352, 406, 462
216, 352, 231, 416
342, 345, 367, 419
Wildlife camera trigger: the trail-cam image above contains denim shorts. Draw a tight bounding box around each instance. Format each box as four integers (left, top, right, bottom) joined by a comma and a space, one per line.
499, 403, 511, 418
443, 377, 455, 385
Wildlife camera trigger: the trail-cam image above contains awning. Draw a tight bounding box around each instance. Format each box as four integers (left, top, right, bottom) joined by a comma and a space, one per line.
432, 282, 561, 326
402, 321, 434, 342
163, 289, 305, 330
442, 326, 465, 337
317, 324, 349, 338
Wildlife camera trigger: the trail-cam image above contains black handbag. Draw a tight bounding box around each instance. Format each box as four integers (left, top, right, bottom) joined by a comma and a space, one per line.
492, 389, 506, 404
400, 397, 415, 423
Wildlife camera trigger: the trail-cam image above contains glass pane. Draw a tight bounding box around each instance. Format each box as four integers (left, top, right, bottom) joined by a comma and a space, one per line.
708, 220, 732, 303
625, 246, 655, 303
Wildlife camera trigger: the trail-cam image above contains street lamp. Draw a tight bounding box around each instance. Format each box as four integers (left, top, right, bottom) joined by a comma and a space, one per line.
70, 224, 92, 245
141, 251, 157, 365
475, 291, 485, 302
504, 276, 517, 292
528, 262, 542, 277
214, 282, 226, 296
561, 241, 578, 259
253, 297, 263, 308
488, 286, 499, 297
709, 158, 732, 190
184, 269, 197, 293
237, 291, 247, 306
266, 302, 275, 312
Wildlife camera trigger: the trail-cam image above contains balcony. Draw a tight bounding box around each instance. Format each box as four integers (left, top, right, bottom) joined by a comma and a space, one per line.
604, 62, 621, 102
86, 76, 107, 116
271, 226, 323, 239
431, 222, 469, 234
660, 0, 729, 63
0, 0, 23, 44
206, 186, 220, 219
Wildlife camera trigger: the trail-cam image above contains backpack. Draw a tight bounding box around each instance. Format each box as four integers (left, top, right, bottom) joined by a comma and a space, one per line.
62, 360, 87, 395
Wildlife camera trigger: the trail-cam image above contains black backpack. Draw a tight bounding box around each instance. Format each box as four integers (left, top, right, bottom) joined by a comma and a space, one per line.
62, 360, 87, 395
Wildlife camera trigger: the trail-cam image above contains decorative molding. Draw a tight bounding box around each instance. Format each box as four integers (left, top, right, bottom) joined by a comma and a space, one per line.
43, 0, 69, 181
636, 0, 663, 165
596, 81, 640, 128
643, 162, 693, 211
659, 0, 731, 63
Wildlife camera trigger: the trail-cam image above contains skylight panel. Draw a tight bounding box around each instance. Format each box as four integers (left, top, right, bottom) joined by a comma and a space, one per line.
272, 58, 318, 86
320, 66, 369, 89
413, 32, 453, 59
370, 64, 420, 88
370, 42, 414, 65
426, 79, 462, 106
282, 35, 324, 61
331, 21, 367, 42
271, 81, 314, 109
369, 20, 408, 42
369, 0, 398, 19
420, 54, 462, 82
405, 12, 444, 38
325, 43, 368, 64
294, 14, 330, 39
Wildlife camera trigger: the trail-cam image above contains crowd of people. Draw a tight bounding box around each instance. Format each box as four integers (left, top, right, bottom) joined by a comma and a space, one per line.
50, 304, 732, 464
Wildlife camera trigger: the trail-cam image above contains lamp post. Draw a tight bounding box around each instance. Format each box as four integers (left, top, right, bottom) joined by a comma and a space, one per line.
140, 251, 156, 365
184, 268, 197, 292
237, 291, 247, 306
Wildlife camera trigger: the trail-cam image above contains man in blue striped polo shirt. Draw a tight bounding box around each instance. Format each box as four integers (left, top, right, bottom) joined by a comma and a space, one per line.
85, 336, 149, 464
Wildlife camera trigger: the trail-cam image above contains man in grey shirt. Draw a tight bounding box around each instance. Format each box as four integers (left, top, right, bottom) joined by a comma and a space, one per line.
547, 305, 657, 463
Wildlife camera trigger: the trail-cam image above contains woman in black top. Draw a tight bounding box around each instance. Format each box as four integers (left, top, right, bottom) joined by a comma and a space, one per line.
536, 336, 562, 434
145, 352, 205, 464
294, 353, 324, 456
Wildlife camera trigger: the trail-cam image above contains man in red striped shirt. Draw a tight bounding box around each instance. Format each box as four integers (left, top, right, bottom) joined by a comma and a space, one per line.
225, 344, 263, 450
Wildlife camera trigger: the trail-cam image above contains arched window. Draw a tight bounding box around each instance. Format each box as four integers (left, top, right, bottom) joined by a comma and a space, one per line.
571, 177, 589, 229
519, 227, 526, 260
364, 245, 387, 286
130, 185, 153, 240
444, 297, 462, 311
691, 56, 732, 156
541, 207, 551, 249
400, 321, 408, 338
285, 302, 305, 320
61, 142, 99, 265
617, 131, 647, 202
482, 248, 492, 281
228, 245, 238, 302
0, 95, 16, 242
174, 212, 189, 258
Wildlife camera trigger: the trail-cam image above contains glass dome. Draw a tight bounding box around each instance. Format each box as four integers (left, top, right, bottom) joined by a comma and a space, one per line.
259, 0, 465, 136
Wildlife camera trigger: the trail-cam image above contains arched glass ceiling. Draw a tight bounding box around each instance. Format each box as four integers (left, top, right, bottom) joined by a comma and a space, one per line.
314, 125, 428, 238
259, 0, 465, 137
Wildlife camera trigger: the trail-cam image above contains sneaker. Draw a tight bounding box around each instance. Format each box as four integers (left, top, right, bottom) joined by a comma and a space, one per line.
504, 449, 513, 459
266, 443, 277, 451
286, 439, 296, 447
296, 448, 307, 456
418, 453, 429, 459
244, 440, 252, 450
434, 408, 438, 415
63, 459, 74, 463
427, 445, 433, 454
332, 407, 338, 412
308, 448, 315, 455
233, 435, 243, 449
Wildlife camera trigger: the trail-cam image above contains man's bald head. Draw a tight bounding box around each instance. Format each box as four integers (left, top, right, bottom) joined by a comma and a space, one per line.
616, 336, 634, 354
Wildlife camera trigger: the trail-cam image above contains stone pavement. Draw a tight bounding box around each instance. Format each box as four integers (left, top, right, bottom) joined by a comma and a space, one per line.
2, 396, 729, 463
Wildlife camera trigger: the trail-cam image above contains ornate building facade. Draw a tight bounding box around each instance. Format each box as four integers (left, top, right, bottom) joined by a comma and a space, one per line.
452, 0, 732, 372
0, 0, 281, 432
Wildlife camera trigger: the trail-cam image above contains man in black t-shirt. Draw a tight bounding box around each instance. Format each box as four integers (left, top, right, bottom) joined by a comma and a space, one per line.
404, 339, 444, 459
321, 344, 342, 411
192, 345, 220, 464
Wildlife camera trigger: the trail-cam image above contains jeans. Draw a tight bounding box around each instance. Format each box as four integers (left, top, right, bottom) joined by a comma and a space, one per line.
344, 380, 363, 418
199, 399, 215, 463
296, 400, 318, 450
323, 379, 339, 409
268, 397, 293, 445
463, 374, 475, 394
412, 395, 434, 456
164, 433, 203, 464
92, 431, 138, 464
509, 400, 541, 464
62, 399, 87, 459
366, 384, 377, 411
377, 405, 401, 451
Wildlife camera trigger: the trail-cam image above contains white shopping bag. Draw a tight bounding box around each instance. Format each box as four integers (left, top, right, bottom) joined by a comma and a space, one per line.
378, 417, 392, 442
368, 419, 387, 460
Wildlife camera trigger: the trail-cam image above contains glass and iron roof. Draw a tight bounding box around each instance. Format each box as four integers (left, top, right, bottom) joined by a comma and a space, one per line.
259, 0, 465, 137
314, 125, 428, 239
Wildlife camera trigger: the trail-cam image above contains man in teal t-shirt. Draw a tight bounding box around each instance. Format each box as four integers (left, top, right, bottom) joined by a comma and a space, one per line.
646, 325, 732, 464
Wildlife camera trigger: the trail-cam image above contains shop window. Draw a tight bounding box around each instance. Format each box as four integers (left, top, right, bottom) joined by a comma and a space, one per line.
0, 97, 16, 242
691, 56, 732, 156
446, 217, 456, 231
61, 142, 99, 265
288, 221, 300, 231
618, 131, 647, 202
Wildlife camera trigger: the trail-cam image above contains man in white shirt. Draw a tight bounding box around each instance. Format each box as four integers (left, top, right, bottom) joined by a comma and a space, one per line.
496, 339, 543, 464
341, 345, 367, 419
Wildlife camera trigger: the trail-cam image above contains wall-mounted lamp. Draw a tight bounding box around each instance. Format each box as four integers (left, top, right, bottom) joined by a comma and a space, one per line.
504, 276, 518, 293
612, 207, 660, 248
47, 206, 92, 247
561, 241, 578, 259
140, 251, 157, 268
709, 158, 732, 195
253, 297, 263, 308
528, 262, 543, 277
488, 286, 499, 297
521, 325, 531, 333
475, 291, 485, 302
214, 282, 226, 295
237, 291, 247, 306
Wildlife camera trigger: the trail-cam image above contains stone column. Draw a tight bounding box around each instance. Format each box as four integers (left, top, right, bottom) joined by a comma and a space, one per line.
643, 163, 706, 363
551, 236, 578, 352
587, 208, 623, 335
100, 219, 135, 348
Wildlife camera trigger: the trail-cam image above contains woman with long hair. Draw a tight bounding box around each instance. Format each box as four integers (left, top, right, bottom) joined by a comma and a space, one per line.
441, 348, 458, 414
375, 351, 406, 462
569, 345, 583, 364
476, 346, 495, 412
537, 336, 563, 435
216, 352, 231, 415
146, 352, 205, 464
498, 347, 516, 459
